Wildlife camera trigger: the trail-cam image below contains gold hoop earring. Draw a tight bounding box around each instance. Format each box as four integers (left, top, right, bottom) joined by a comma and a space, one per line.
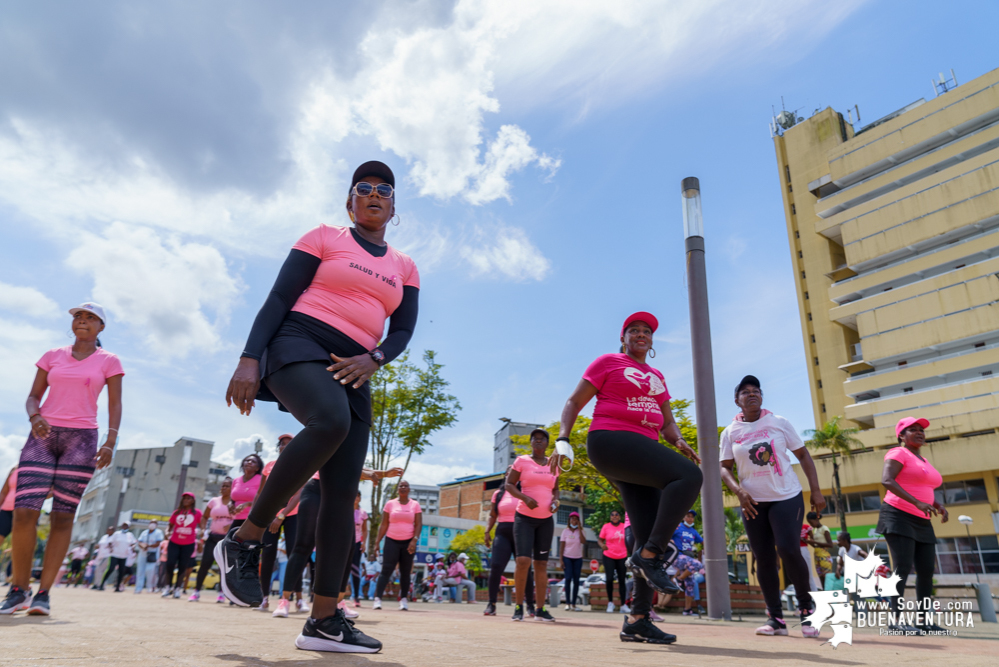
391, 213, 400, 227
348, 210, 356, 223
649, 348, 656, 358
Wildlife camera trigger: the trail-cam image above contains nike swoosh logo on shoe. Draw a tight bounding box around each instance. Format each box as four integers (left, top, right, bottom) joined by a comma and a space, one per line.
318, 630, 344, 642
224, 555, 234, 574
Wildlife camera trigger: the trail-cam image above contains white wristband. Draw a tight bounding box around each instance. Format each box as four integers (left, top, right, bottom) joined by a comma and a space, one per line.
554, 439, 574, 471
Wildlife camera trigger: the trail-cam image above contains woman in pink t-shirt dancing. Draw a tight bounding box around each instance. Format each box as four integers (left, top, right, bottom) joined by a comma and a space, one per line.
554, 312, 701, 645
373, 480, 422, 611
1, 303, 123, 617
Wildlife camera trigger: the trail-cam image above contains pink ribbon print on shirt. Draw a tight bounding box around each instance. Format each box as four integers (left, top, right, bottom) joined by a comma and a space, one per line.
747, 439, 784, 477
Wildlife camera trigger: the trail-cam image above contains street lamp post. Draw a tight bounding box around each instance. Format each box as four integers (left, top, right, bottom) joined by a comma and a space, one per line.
682, 177, 732, 621
174, 441, 194, 508
957, 515, 997, 623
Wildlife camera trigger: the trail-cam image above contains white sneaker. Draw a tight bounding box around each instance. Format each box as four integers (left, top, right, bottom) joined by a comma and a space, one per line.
606, 602, 616, 613
372, 597, 382, 610
272, 599, 290, 618
340, 600, 360, 619
621, 604, 631, 614
161, 588, 173, 598
173, 589, 182, 599
296, 598, 310, 614
255, 598, 269, 611
564, 604, 571, 611
399, 597, 409, 611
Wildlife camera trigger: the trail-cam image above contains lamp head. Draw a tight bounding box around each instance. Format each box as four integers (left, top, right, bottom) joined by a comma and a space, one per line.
958, 515, 973, 525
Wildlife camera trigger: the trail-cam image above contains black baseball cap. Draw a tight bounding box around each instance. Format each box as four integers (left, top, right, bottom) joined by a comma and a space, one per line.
350, 161, 395, 193
735, 374, 761, 399
529, 428, 550, 440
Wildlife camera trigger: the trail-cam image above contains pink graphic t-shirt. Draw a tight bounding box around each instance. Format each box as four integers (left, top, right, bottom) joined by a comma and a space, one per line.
36, 346, 125, 429
599, 521, 628, 559
583, 354, 670, 440
883, 447, 943, 518
560, 527, 585, 559
207, 496, 234, 535
354, 509, 368, 543
491, 489, 518, 524
291, 225, 420, 350
262, 460, 298, 516
383, 498, 421, 541
511, 455, 559, 520
231, 474, 262, 521
1, 467, 17, 512
169, 509, 203, 545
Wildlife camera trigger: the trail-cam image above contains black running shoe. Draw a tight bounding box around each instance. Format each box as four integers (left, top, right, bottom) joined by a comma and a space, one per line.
0, 586, 31, 615
526, 602, 536, 617
214, 527, 263, 607
511, 604, 524, 622
627, 544, 680, 595
534, 606, 556, 623
27, 589, 50, 616
620, 616, 677, 644
295, 609, 382, 653
483, 602, 496, 616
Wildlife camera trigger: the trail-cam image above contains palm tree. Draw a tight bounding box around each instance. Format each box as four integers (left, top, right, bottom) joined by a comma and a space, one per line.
803, 416, 864, 535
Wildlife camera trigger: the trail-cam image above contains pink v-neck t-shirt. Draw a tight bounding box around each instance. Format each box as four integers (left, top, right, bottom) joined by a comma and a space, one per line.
36, 346, 125, 428
383, 498, 421, 541
291, 225, 420, 350
511, 455, 559, 520
883, 447, 943, 517
583, 353, 670, 440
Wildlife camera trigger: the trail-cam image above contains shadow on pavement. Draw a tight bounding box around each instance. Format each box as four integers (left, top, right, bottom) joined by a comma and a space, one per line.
629, 645, 864, 664
0, 616, 72, 626
216, 653, 406, 666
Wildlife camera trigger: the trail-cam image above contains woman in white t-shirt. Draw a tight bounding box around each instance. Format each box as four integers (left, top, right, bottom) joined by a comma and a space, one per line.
720, 375, 825, 639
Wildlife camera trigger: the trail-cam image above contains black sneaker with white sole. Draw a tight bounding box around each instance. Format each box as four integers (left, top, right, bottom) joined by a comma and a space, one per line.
627, 544, 680, 595
483, 602, 496, 616
0, 586, 31, 615
534, 606, 555, 622
620, 616, 677, 644
27, 590, 50, 616
511, 604, 524, 622
295, 609, 382, 653
214, 527, 264, 607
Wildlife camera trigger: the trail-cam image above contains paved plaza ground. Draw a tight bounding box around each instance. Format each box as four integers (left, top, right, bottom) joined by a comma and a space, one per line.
2, 587, 998, 666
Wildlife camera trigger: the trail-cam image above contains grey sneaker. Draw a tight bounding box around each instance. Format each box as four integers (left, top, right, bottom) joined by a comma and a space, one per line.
0, 586, 32, 615
27, 590, 50, 616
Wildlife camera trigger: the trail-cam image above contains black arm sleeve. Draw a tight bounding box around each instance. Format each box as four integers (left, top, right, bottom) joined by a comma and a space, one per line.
241, 249, 322, 360
377, 285, 419, 364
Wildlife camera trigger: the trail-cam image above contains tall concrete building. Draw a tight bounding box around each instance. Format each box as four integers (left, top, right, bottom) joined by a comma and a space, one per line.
493, 420, 544, 472
774, 67, 999, 583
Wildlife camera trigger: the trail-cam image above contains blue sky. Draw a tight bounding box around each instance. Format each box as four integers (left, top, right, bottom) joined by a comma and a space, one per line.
1, 1, 997, 487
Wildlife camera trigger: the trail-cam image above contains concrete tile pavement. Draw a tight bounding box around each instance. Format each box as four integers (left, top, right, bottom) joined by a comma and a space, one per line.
1, 588, 997, 666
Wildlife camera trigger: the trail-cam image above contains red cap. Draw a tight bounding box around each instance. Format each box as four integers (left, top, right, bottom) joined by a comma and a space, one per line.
181, 491, 195, 498
278, 434, 294, 441
895, 416, 929, 439
621, 311, 659, 337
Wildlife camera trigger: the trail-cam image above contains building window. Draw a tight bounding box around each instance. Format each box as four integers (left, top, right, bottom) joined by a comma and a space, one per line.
934, 480, 988, 506
814, 357, 819, 366
826, 491, 880, 515
798, 251, 803, 259
785, 165, 791, 182
903, 387, 913, 393
807, 312, 812, 321
817, 380, 822, 389
936, 535, 999, 574
821, 403, 826, 412
810, 335, 816, 343
804, 292, 809, 300
795, 231, 800, 239
791, 204, 797, 215
557, 505, 579, 525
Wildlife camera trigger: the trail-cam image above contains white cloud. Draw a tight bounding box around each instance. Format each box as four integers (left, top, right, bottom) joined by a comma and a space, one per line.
0, 282, 60, 319
394, 459, 484, 487
65, 222, 241, 357
0, 319, 63, 409
461, 225, 551, 281
0, 431, 27, 480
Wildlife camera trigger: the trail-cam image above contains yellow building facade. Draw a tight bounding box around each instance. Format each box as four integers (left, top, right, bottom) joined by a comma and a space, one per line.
772, 67, 999, 584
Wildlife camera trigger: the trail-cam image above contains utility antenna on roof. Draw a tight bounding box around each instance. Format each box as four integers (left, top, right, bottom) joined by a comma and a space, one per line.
932, 69, 959, 96
770, 97, 805, 137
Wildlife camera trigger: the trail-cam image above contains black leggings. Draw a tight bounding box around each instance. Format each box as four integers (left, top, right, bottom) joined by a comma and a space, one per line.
742, 492, 813, 615
884, 533, 935, 613
165, 542, 195, 589
586, 429, 702, 617
488, 522, 534, 605
603, 555, 627, 606
195, 533, 224, 591
101, 557, 128, 589
247, 361, 369, 598
260, 514, 298, 596
340, 541, 361, 594
376, 537, 415, 600
284, 479, 320, 595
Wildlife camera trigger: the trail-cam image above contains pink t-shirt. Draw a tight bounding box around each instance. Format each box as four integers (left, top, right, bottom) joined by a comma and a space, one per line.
583, 354, 670, 440
36, 346, 125, 429
511, 455, 559, 520
207, 496, 234, 535
291, 225, 420, 350
883, 447, 943, 518
383, 498, 421, 541
354, 509, 368, 543
560, 527, 585, 559
599, 521, 628, 559
169, 509, 203, 545
491, 489, 518, 524
262, 460, 298, 516
1, 467, 17, 512
447, 561, 468, 579
231, 474, 262, 520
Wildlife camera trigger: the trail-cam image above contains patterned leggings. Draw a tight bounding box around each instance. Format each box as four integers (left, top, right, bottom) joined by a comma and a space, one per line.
15, 427, 98, 513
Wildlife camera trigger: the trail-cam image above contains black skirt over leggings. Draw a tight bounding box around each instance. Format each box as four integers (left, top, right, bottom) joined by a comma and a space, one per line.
587, 429, 702, 617
877, 503, 936, 612
376, 537, 415, 600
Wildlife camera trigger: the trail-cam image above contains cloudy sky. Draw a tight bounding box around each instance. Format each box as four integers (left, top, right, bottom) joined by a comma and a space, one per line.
1, 1, 996, 487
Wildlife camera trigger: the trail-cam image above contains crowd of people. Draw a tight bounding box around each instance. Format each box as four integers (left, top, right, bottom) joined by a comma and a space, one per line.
0, 159, 952, 653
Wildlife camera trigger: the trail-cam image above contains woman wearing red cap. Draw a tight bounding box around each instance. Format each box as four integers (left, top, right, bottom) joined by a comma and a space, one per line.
877, 416, 947, 634
219, 161, 418, 654
161, 492, 203, 599
555, 312, 702, 645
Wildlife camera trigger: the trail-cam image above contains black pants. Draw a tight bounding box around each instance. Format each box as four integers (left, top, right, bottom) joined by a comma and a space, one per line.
339, 541, 361, 595
284, 479, 320, 596
742, 492, 813, 615
884, 533, 935, 613
562, 556, 582, 606
165, 542, 195, 589
488, 522, 534, 605
195, 533, 224, 591
376, 537, 415, 600
260, 514, 299, 596
625, 526, 634, 554
247, 361, 369, 598
586, 429, 702, 617
603, 555, 627, 606
101, 557, 128, 590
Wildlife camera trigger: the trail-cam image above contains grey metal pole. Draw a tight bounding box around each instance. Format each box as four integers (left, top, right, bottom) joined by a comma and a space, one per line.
682, 177, 732, 621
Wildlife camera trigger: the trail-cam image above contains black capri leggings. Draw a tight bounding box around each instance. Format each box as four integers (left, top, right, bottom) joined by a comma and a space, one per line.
603, 555, 627, 606
741, 492, 813, 615
284, 479, 320, 596
587, 429, 702, 617
247, 361, 369, 598
884, 533, 935, 613
339, 541, 361, 595
376, 537, 415, 600
260, 514, 299, 596
165, 542, 195, 589
513, 513, 555, 561
195, 533, 224, 591
488, 522, 534, 605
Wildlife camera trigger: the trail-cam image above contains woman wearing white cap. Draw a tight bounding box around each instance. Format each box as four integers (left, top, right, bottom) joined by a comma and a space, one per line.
1, 303, 123, 616
877, 416, 947, 634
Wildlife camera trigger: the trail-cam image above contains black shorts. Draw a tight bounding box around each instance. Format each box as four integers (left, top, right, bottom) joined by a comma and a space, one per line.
0, 509, 11, 538
70, 558, 84, 575
513, 512, 554, 561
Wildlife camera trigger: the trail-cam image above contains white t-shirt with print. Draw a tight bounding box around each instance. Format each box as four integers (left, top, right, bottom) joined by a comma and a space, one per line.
720, 410, 804, 503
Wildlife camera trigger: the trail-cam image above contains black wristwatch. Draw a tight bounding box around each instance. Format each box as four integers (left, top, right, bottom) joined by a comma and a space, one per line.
368, 348, 386, 366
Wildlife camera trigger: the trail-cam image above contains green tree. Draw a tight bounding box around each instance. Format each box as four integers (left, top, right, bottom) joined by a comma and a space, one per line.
803, 416, 864, 535
367, 350, 460, 553
723, 507, 746, 552
449, 526, 486, 575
